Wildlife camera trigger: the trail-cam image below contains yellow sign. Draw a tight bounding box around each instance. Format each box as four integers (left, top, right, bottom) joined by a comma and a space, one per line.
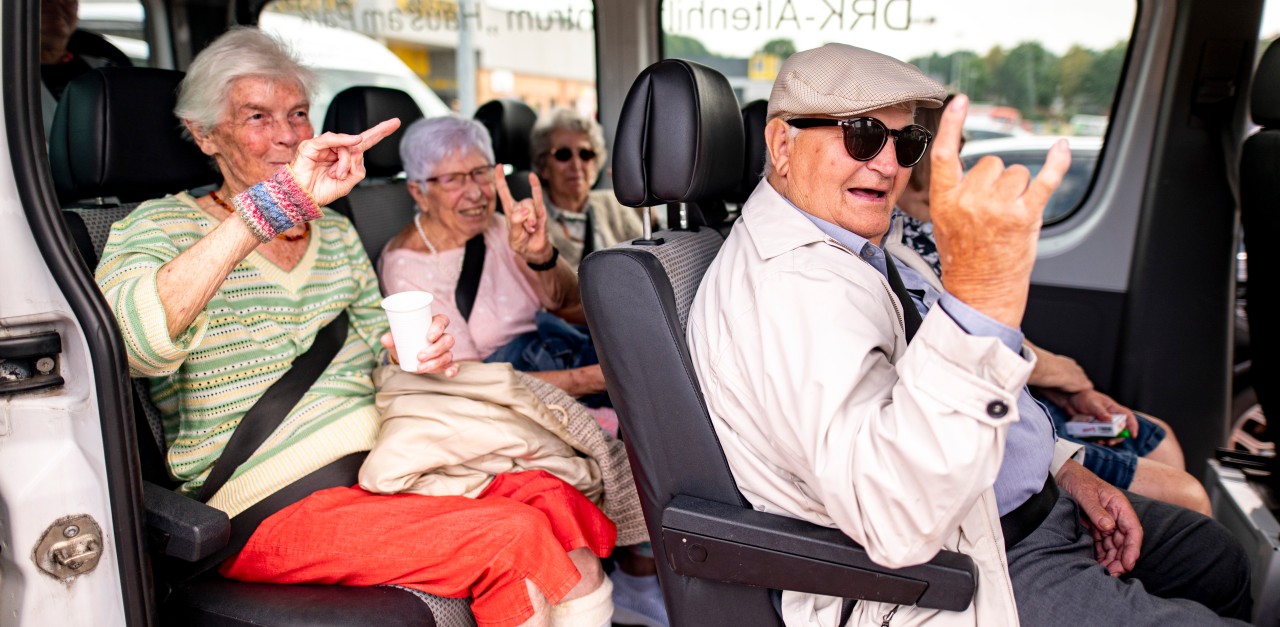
748, 53, 781, 81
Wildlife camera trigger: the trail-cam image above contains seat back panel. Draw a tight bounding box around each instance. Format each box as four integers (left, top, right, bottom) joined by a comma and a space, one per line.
581, 226, 784, 627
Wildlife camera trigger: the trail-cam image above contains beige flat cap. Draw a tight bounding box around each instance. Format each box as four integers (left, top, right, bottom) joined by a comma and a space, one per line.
768, 43, 946, 121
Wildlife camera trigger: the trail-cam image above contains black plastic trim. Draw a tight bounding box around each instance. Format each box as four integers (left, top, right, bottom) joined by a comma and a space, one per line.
2, 0, 154, 623
142, 482, 230, 563
0, 330, 62, 358
661, 495, 977, 612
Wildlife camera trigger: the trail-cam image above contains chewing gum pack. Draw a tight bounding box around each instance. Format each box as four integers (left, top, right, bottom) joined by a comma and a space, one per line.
1064, 413, 1128, 438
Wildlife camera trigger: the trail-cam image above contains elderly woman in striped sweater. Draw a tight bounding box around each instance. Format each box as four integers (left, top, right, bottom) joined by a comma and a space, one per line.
94, 28, 616, 627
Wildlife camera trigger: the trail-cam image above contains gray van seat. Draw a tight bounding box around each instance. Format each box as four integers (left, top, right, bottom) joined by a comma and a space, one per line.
1243, 39, 1280, 428
321, 86, 426, 267
50, 67, 471, 627
579, 59, 977, 626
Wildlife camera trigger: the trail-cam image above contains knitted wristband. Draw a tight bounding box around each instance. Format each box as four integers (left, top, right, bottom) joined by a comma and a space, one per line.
233, 165, 323, 242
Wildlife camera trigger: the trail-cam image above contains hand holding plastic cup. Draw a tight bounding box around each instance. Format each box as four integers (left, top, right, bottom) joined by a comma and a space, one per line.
380, 291, 434, 372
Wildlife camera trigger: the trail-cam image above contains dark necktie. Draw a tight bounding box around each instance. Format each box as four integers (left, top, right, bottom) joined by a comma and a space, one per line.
884, 254, 922, 342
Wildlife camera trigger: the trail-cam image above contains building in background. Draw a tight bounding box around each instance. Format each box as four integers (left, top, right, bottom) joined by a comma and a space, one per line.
264, 0, 597, 117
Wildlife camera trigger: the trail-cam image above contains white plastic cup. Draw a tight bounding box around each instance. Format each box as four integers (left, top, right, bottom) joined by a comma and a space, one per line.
381, 291, 434, 372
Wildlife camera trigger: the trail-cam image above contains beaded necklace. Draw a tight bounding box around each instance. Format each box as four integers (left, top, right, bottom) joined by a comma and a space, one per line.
413, 212, 464, 276
209, 190, 310, 242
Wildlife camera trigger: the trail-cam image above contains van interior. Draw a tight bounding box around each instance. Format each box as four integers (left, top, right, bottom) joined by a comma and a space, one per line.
1, 0, 1278, 624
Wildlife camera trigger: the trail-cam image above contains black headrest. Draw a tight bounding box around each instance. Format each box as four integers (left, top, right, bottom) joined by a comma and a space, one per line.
473, 99, 537, 171
1253, 39, 1280, 128
727, 99, 768, 204
613, 60, 744, 209
323, 86, 425, 178
49, 67, 216, 203
67, 30, 134, 67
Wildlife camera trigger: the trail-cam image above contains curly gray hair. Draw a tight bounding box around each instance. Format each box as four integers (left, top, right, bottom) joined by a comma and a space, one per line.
175, 28, 314, 138
399, 116, 495, 183
529, 108, 606, 180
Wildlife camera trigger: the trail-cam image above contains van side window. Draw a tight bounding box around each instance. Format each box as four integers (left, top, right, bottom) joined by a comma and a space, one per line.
660, 0, 1137, 224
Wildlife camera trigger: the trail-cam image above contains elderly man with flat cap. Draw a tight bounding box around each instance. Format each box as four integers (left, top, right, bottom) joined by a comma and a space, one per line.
687, 43, 1250, 626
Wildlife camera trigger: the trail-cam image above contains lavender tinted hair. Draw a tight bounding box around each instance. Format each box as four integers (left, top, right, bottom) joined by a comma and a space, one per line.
399, 116, 495, 182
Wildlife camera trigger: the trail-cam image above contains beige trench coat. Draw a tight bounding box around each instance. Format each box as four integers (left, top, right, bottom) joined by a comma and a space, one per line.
688, 181, 1081, 626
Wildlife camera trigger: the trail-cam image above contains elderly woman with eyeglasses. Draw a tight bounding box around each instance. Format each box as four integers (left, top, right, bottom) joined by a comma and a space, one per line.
96, 31, 619, 627
530, 108, 644, 270
380, 116, 608, 400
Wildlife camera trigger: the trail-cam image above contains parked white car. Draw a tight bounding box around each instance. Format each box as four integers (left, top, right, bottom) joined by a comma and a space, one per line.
961, 135, 1104, 223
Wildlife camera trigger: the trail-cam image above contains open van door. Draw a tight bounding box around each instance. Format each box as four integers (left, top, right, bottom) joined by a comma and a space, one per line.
0, 0, 150, 623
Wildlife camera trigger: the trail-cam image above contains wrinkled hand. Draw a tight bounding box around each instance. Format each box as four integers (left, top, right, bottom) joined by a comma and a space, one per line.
380, 312, 459, 378
930, 95, 1071, 328
1063, 389, 1139, 445
290, 118, 401, 208
1056, 460, 1143, 576
1028, 344, 1093, 393
495, 165, 554, 265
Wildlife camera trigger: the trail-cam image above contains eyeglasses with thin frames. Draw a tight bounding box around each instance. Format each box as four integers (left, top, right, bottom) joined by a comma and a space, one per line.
423, 165, 496, 192
787, 117, 933, 168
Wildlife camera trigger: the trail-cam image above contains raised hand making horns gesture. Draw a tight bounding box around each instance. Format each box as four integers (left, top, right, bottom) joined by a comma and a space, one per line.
929, 94, 1072, 329
494, 164, 556, 267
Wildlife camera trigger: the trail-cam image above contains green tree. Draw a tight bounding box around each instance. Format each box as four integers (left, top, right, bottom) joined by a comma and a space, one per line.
982, 46, 1007, 103
761, 38, 797, 59
908, 52, 947, 81
993, 42, 1060, 117
909, 51, 990, 98
1077, 42, 1126, 114
1059, 45, 1095, 113
947, 51, 991, 99
664, 33, 711, 58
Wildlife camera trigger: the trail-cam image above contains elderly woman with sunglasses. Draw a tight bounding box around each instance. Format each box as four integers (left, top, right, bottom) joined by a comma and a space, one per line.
380, 116, 608, 400
530, 108, 644, 270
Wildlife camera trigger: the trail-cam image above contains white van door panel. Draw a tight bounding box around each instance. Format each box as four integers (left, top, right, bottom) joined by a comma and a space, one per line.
0, 132, 126, 624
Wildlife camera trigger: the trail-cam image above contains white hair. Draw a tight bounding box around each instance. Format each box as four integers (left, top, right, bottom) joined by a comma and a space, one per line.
175, 28, 314, 138
400, 116, 495, 182
530, 108, 606, 176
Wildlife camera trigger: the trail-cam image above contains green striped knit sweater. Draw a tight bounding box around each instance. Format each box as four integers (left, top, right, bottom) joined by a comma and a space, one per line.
95, 192, 389, 516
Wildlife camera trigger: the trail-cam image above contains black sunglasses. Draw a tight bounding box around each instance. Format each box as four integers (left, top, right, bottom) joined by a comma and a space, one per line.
552, 147, 598, 162
787, 117, 933, 168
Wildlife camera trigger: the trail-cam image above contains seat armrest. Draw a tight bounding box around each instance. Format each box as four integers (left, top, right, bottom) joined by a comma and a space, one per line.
661, 495, 976, 611
143, 481, 230, 562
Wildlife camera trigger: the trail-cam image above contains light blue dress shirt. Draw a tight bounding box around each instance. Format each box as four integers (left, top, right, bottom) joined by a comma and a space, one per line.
799, 209, 1055, 516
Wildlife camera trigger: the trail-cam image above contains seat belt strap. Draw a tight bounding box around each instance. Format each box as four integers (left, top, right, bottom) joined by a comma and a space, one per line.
455, 234, 486, 321
194, 310, 349, 503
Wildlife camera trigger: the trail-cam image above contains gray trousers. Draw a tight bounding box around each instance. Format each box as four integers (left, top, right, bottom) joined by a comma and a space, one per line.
1007, 490, 1253, 626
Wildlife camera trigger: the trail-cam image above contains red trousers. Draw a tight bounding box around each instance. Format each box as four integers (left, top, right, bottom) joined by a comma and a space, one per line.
220, 470, 617, 627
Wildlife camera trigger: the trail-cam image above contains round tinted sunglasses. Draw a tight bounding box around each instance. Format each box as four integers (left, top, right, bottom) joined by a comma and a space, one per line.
787, 117, 933, 168
552, 147, 598, 162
